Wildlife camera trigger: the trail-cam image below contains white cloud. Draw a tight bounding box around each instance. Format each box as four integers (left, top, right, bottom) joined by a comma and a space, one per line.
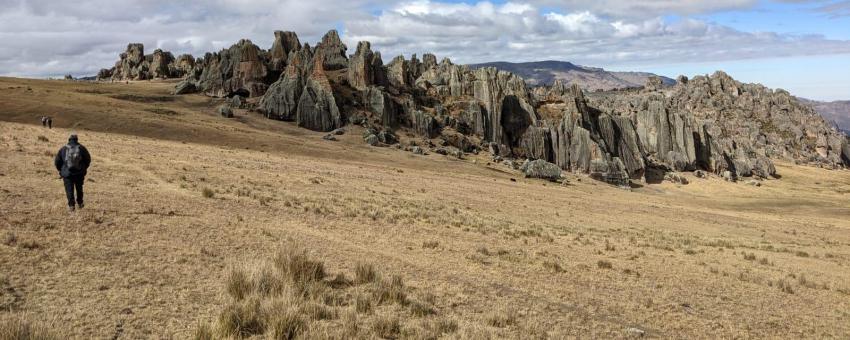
1, 0, 849, 79
344, 1, 850, 68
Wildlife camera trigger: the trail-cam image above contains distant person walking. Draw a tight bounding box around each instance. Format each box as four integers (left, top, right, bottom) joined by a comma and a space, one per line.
41, 116, 47, 127
47, 117, 53, 129
54, 134, 91, 212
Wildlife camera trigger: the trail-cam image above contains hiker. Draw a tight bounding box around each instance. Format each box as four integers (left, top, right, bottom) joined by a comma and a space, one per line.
54, 134, 91, 212
41, 116, 47, 127
47, 117, 53, 129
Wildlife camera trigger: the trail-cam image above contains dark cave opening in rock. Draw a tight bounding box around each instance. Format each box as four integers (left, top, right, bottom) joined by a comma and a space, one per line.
500, 95, 532, 150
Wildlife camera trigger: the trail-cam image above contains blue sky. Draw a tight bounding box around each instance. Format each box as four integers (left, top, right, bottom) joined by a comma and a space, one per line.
1, 0, 849, 100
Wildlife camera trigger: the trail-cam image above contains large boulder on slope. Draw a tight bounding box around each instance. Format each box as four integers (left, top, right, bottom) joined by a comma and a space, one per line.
521, 159, 562, 181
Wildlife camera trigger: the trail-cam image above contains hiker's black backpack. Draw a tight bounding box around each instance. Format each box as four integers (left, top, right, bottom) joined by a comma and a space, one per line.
65, 144, 82, 170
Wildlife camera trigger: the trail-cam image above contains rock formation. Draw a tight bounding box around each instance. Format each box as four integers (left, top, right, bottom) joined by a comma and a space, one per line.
99, 43, 190, 81
296, 52, 342, 132
259, 46, 313, 120
314, 30, 348, 71
269, 31, 301, 73
101, 29, 850, 186
348, 41, 385, 91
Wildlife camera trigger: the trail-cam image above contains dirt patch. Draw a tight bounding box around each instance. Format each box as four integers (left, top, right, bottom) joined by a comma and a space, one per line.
109, 94, 174, 103
143, 108, 179, 116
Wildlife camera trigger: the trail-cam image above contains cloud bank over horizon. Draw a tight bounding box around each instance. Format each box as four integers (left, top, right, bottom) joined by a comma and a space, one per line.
1, 0, 849, 99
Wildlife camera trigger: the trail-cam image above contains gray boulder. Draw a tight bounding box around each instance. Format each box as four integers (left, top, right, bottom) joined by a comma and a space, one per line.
218, 105, 233, 118
173, 79, 197, 95
365, 134, 379, 146
521, 159, 562, 181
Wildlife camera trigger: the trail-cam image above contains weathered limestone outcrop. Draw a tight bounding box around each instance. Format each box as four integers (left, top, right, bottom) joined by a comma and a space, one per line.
269, 31, 301, 72
296, 52, 342, 132
348, 41, 386, 91
192, 39, 271, 97
259, 47, 313, 120
314, 30, 348, 71
99, 29, 848, 186
100, 44, 190, 81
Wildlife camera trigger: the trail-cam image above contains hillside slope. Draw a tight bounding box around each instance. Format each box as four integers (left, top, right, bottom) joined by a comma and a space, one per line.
2, 77, 850, 338
469, 60, 676, 90
799, 98, 850, 134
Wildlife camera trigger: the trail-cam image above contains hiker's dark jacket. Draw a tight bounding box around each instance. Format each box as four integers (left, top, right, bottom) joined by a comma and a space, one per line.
54, 143, 91, 178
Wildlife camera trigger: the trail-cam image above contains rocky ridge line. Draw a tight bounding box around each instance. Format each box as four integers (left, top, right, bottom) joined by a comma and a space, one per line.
98, 29, 850, 186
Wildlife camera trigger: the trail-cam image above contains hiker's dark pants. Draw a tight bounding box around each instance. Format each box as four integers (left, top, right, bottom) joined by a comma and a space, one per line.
63, 176, 84, 207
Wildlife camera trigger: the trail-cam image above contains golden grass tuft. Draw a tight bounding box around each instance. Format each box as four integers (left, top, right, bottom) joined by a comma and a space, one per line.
225, 267, 251, 300
199, 245, 445, 339
0, 315, 59, 340
485, 308, 517, 328
274, 248, 326, 287
354, 262, 378, 284
265, 307, 305, 340
217, 298, 265, 338
373, 275, 407, 305
371, 315, 401, 339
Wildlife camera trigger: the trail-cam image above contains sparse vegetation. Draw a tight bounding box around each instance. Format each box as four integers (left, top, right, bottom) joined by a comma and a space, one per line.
1, 89, 849, 339
2, 232, 16, 247
597, 260, 613, 269
144, 108, 179, 116
354, 262, 378, 284
197, 246, 451, 339
776, 279, 795, 294
0, 315, 60, 340
202, 187, 215, 198
543, 260, 565, 273
485, 308, 517, 328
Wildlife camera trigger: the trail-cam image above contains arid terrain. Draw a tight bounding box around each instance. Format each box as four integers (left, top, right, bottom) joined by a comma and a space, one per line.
2, 77, 850, 338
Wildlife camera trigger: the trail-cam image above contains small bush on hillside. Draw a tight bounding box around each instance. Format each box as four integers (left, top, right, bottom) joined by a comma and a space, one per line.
201, 188, 215, 198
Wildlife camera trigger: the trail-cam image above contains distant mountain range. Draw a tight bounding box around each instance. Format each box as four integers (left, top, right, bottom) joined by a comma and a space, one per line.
798, 98, 850, 135
469, 60, 675, 91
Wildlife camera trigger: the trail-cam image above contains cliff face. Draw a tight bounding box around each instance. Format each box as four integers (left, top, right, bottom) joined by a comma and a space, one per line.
100, 29, 850, 184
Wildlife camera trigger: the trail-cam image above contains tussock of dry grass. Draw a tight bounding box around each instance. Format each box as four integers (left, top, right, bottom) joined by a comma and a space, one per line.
0, 315, 59, 340
199, 246, 457, 339
485, 308, 517, 328
354, 262, 378, 284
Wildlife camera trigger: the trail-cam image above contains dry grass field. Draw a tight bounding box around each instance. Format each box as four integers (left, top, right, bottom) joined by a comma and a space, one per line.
1, 77, 850, 339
